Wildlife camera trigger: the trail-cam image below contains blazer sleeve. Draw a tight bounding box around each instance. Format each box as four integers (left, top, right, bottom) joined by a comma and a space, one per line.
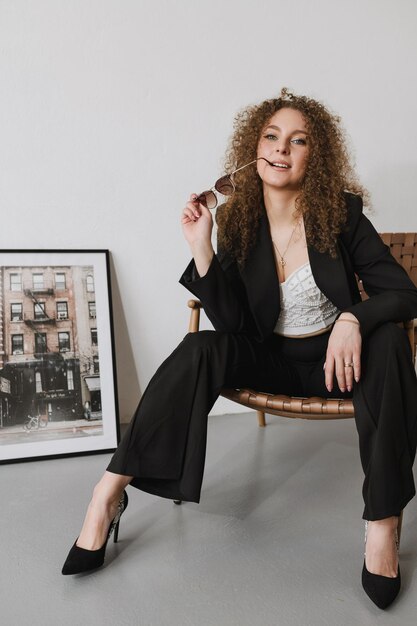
179, 249, 256, 334
341, 193, 417, 338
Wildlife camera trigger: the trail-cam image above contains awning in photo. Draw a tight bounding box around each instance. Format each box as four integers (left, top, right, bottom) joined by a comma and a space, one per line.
85, 376, 101, 391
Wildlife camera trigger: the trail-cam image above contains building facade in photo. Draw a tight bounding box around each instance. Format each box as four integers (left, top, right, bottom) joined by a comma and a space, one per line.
0, 265, 100, 427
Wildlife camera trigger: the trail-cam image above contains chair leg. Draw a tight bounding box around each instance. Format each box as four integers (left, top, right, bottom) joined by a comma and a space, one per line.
397, 510, 404, 547
257, 410, 266, 427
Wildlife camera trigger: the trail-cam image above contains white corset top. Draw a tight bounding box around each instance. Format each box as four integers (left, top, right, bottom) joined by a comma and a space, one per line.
274, 262, 340, 336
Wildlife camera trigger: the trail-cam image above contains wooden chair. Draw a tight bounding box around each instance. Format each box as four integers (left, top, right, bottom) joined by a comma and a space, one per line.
181, 233, 417, 540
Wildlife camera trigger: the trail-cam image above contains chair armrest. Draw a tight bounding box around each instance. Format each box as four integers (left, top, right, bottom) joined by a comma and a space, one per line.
187, 299, 202, 332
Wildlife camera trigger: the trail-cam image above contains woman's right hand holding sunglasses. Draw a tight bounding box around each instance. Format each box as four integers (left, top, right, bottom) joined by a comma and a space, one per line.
181, 194, 213, 245
181, 194, 214, 277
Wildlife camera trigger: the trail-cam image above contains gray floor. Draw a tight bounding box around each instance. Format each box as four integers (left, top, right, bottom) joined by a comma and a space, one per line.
2, 412, 417, 626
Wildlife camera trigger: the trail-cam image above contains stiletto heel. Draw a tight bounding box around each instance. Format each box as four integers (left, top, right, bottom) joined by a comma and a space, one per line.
361, 519, 401, 609
62, 490, 128, 575
113, 520, 120, 543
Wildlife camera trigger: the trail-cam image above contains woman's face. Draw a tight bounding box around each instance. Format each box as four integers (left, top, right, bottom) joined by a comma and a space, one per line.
256, 107, 310, 192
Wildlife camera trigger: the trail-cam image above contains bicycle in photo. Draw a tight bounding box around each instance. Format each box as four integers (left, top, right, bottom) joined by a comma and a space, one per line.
22, 414, 48, 431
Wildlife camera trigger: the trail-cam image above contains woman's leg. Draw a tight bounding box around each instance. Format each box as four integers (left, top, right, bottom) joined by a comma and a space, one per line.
353, 323, 417, 521
76, 472, 133, 550
304, 323, 417, 578
106, 330, 301, 503
75, 330, 301, 549
352, 323, 417, 578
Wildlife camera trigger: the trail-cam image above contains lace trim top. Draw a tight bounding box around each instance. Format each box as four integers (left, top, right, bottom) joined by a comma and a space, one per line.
274, 262, 340, 336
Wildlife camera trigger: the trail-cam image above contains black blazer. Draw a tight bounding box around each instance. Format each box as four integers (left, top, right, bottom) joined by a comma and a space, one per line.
179, 192, 417, 341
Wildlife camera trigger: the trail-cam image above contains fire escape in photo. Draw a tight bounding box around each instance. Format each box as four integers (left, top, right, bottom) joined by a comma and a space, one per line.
20, 286, 81, 421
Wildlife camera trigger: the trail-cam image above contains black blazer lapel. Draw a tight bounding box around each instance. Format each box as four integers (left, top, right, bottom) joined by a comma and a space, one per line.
240, 212, 281, 338
307, 240, 357, 311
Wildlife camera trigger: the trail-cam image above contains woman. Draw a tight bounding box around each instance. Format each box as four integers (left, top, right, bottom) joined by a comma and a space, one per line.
62, 89, 417, 610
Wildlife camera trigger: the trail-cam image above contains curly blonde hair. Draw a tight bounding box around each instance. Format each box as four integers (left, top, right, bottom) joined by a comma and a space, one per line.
216, 88, 369, 264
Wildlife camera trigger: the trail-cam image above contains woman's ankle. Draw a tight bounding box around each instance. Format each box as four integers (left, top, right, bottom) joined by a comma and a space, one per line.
90, 472, 131, 508
91, 482, 120, 509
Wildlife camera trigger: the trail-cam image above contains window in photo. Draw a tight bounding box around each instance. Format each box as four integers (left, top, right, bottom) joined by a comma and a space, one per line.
55, 272, 66, 290
56, 301, 68, 320
86, 274, 95, 292
10, 273, 22, 291
12, 334, 24, 354
33, 273, 44, 290
58, 331, 70, 352
91, 329, 98, 346
35, 332, 47, 354
11, 303, 23, 321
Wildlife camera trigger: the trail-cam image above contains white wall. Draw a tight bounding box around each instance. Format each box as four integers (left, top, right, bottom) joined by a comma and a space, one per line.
1, 0, 416, 422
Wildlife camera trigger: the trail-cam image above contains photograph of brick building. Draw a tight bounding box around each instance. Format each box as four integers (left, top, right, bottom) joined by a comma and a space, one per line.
0, 264, 102, 440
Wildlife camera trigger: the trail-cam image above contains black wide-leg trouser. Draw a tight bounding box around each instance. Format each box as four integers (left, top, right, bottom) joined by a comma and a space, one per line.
107, 323, 417, 520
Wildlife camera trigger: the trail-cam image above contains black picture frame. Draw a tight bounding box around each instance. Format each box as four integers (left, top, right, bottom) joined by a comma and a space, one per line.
0, 249, 120, 463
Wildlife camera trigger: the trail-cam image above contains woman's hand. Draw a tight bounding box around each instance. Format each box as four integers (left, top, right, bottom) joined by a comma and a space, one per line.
181, 194, 214, 277
324, 313, 362, 393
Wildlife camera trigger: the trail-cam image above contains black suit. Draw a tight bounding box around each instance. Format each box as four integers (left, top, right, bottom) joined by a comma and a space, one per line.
108, 193, 417, 520
180, 192, 417, 340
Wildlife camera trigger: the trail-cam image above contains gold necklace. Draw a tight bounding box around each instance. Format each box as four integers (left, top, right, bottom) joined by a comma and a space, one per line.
272, 220, 300, 268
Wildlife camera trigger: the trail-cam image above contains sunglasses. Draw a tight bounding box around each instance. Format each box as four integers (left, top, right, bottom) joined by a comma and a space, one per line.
196, 158, 267, 210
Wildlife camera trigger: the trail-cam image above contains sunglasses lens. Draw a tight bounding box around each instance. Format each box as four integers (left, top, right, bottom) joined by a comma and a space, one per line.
198, 191, 217, 210
215, 175, 234, 196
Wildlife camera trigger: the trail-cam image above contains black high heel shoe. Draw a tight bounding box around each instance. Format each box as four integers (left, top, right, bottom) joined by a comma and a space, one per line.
361, 519, 401, 609
62, 490, 129, 575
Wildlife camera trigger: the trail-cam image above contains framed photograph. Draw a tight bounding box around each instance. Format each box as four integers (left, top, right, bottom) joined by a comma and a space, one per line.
0, 249, 119, 462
